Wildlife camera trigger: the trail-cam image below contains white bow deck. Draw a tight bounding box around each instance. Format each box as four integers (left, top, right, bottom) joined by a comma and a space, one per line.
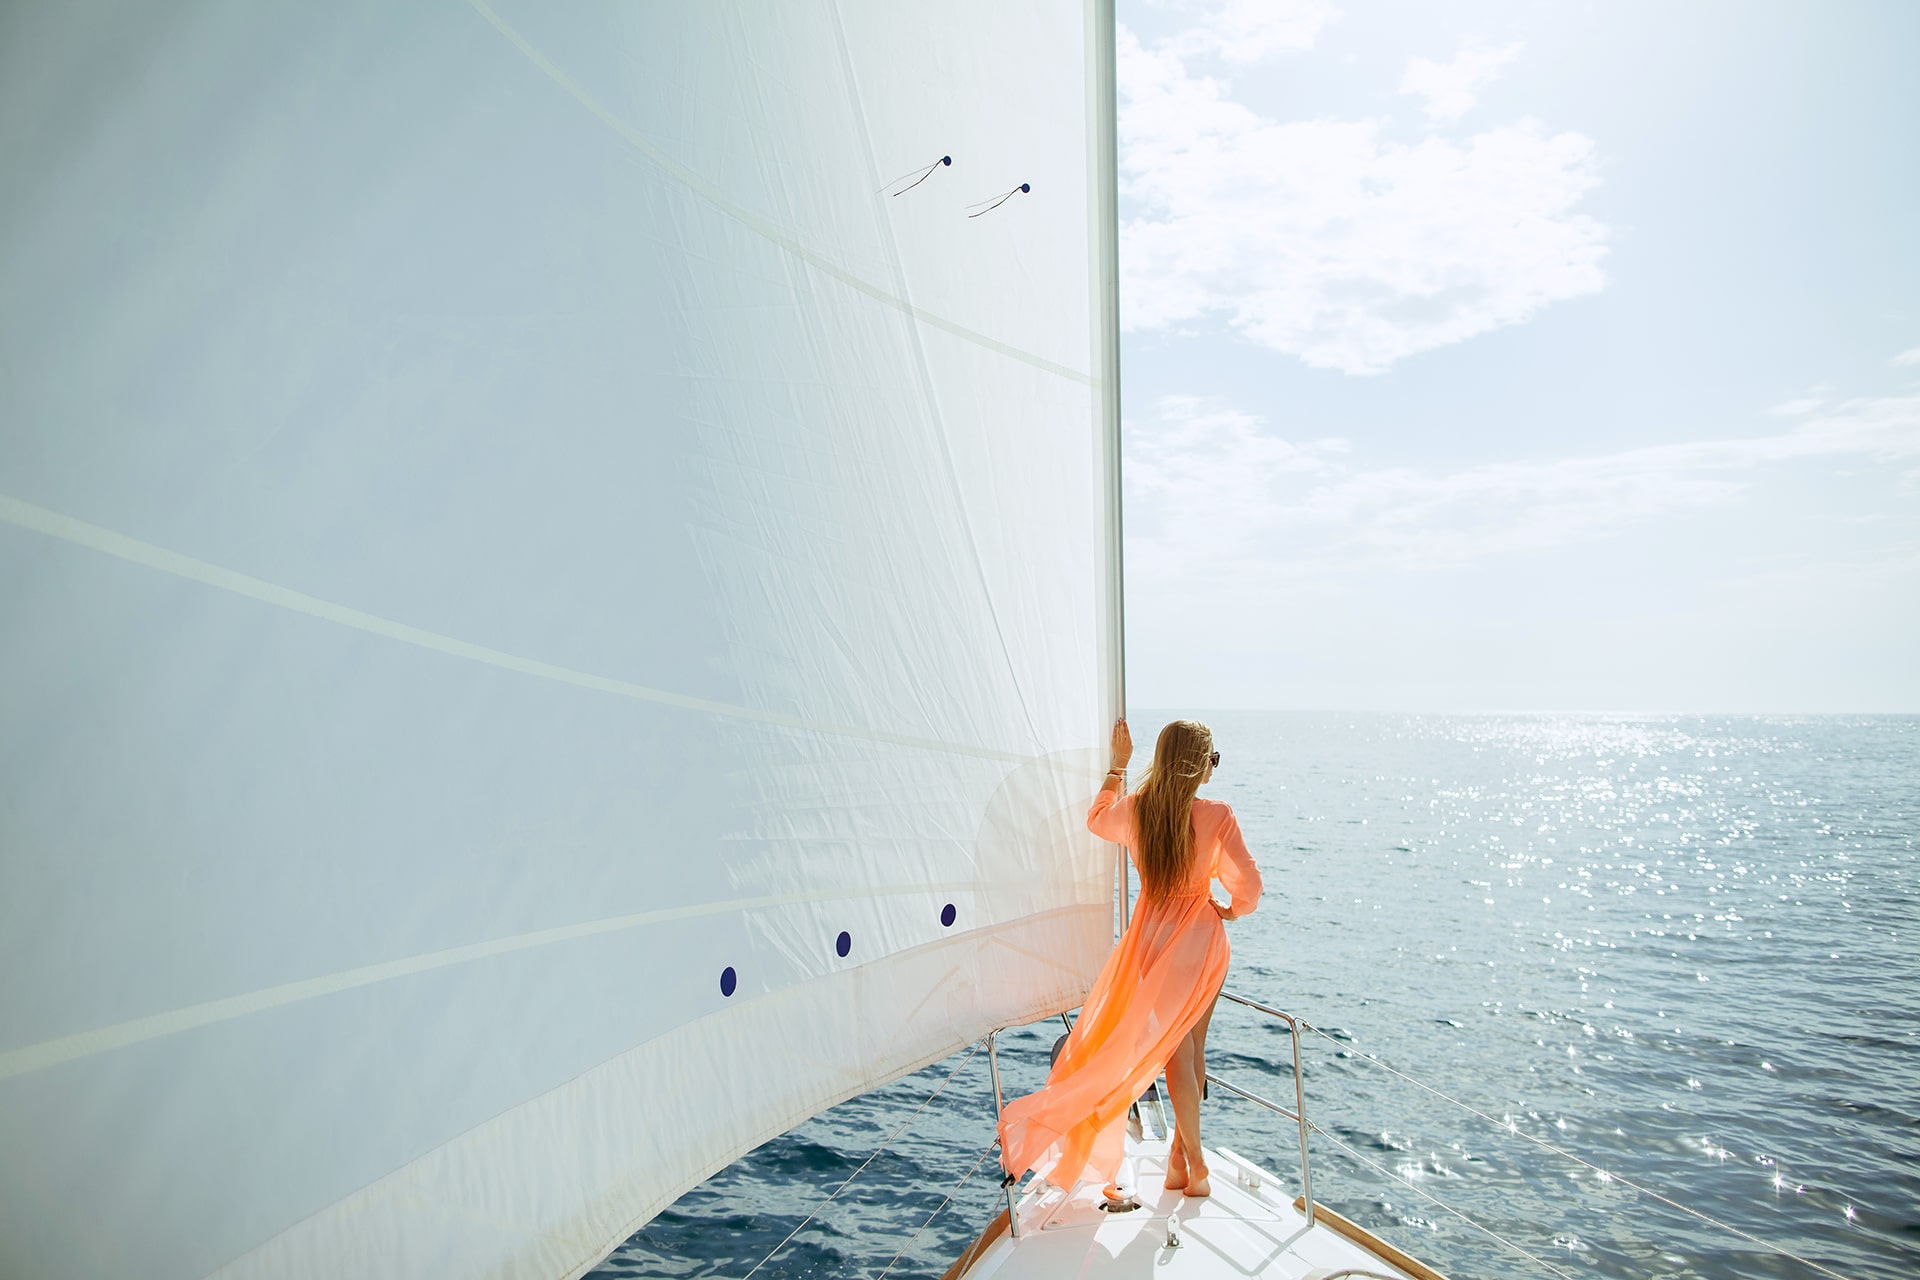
948, 1132, 1444, 1280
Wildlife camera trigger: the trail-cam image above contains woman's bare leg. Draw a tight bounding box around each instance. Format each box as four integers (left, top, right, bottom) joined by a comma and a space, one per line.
1165, 984, 1224, 1193
1163, 1035, 1201, 1192
1164, 1063, 1190, 1189
1181, 987, 1221, 1196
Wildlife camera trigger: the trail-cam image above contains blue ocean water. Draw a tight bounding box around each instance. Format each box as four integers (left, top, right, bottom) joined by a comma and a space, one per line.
599, 714, 1918, 1279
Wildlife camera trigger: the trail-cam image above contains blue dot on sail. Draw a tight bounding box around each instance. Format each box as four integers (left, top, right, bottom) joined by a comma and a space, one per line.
941, 903, 956, 928
836, 930, 851, 957
720, 966, 737, 997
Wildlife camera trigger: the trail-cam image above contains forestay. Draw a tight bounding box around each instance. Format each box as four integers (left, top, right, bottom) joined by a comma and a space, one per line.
0, 2, 1123, 1276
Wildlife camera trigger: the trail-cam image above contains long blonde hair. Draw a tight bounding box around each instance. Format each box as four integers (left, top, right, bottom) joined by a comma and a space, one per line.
1132, 720, 1214, 900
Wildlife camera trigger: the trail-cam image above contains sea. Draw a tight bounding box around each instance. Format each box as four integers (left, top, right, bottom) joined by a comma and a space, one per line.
596, 713, 1918, 1279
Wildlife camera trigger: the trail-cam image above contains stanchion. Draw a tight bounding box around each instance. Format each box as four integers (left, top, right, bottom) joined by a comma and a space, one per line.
987, 1030, 1020, 1239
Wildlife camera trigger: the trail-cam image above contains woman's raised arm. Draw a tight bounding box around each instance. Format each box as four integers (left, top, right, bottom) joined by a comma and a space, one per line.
1088, 717, 1133, 842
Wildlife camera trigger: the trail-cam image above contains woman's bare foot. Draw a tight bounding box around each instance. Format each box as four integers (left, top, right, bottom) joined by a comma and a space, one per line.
1164, 1138, 1189, 1191
1182, 1162, 1211, 1198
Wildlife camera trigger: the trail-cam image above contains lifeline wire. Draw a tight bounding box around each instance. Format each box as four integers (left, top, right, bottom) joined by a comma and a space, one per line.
1309, 1122, 1582, 1280
874, 1140, 1000, 1280
740, 1039, 984, 1280
1300, 1022, 1861, 1280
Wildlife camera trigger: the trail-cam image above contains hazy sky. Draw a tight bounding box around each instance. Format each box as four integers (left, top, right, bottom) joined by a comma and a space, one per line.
1115, 0, 1920, 712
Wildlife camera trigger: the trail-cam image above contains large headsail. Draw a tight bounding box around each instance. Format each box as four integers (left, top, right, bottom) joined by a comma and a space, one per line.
0, 2, 1122, 1277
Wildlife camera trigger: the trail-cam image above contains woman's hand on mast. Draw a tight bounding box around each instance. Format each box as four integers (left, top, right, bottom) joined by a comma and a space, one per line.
1110, 717, 1132, 771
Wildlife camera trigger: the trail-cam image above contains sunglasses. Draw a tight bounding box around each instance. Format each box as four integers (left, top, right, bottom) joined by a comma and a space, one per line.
1208, 751, 1220, 768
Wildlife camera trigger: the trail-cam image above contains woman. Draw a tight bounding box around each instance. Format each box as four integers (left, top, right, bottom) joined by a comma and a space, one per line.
997, 717, 1262, 1198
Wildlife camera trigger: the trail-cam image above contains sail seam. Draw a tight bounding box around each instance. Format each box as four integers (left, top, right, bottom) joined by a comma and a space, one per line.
0, 880, 999, 1082
463, 0, 1094, 388
0, 493, 1031, 763
203, 905, 1110, 1280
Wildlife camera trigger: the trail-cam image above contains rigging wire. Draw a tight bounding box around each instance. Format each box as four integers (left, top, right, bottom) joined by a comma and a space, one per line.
1298, 1022, 1861, 1280
1309, 1121, 1583, 1280
874, 1141, 1000, 1280
740, 1039, 985, 1280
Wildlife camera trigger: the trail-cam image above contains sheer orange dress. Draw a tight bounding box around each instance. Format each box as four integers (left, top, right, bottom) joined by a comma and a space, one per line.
997, 790, 1263, 1189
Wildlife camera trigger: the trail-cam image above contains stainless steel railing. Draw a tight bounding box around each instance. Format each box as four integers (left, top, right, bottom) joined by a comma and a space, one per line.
986, 1030, 1021, 1239
1209, 988, 1315, 1227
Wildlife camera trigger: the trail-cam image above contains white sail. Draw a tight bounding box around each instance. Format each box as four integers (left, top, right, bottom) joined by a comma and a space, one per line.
0, 2, 1121, 1277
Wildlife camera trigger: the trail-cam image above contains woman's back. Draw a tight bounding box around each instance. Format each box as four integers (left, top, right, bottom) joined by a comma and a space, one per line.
1088, 791, 1262, 911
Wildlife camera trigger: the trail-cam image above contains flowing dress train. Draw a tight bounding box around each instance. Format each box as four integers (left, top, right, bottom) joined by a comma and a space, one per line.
996, 790, 1263, 1190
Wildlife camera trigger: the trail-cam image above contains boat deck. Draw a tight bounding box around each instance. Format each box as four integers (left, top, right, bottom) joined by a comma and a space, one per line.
950, 1133, 1439, 1280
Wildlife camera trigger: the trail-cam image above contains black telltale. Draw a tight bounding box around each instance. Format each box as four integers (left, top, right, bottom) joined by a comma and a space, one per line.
941, 903, 957, 928
836, 930, 851, 958
720, 966, 737, 997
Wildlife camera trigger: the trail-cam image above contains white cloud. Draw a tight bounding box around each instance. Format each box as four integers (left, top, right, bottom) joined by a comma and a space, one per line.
1400, 39, 1524, 125
1768, 396, 1824, 416
1119, 22, 1607, 374
1893, 346, 1920, 367
1156, 0, 1339, 63
1124, 395, 1345, 562
1126, 393, 1920, 579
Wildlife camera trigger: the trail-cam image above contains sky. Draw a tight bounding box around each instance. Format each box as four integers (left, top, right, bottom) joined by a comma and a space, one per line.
1114, 0, 1920, 712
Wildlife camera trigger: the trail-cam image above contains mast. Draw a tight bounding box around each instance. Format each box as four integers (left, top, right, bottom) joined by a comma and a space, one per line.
1090, 0, 1127, 728
1089, 0, 1130, 937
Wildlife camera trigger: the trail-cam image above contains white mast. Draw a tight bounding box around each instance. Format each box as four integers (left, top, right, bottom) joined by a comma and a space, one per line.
1091, 0, 1128, 731
1087, 0, 1131, 938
